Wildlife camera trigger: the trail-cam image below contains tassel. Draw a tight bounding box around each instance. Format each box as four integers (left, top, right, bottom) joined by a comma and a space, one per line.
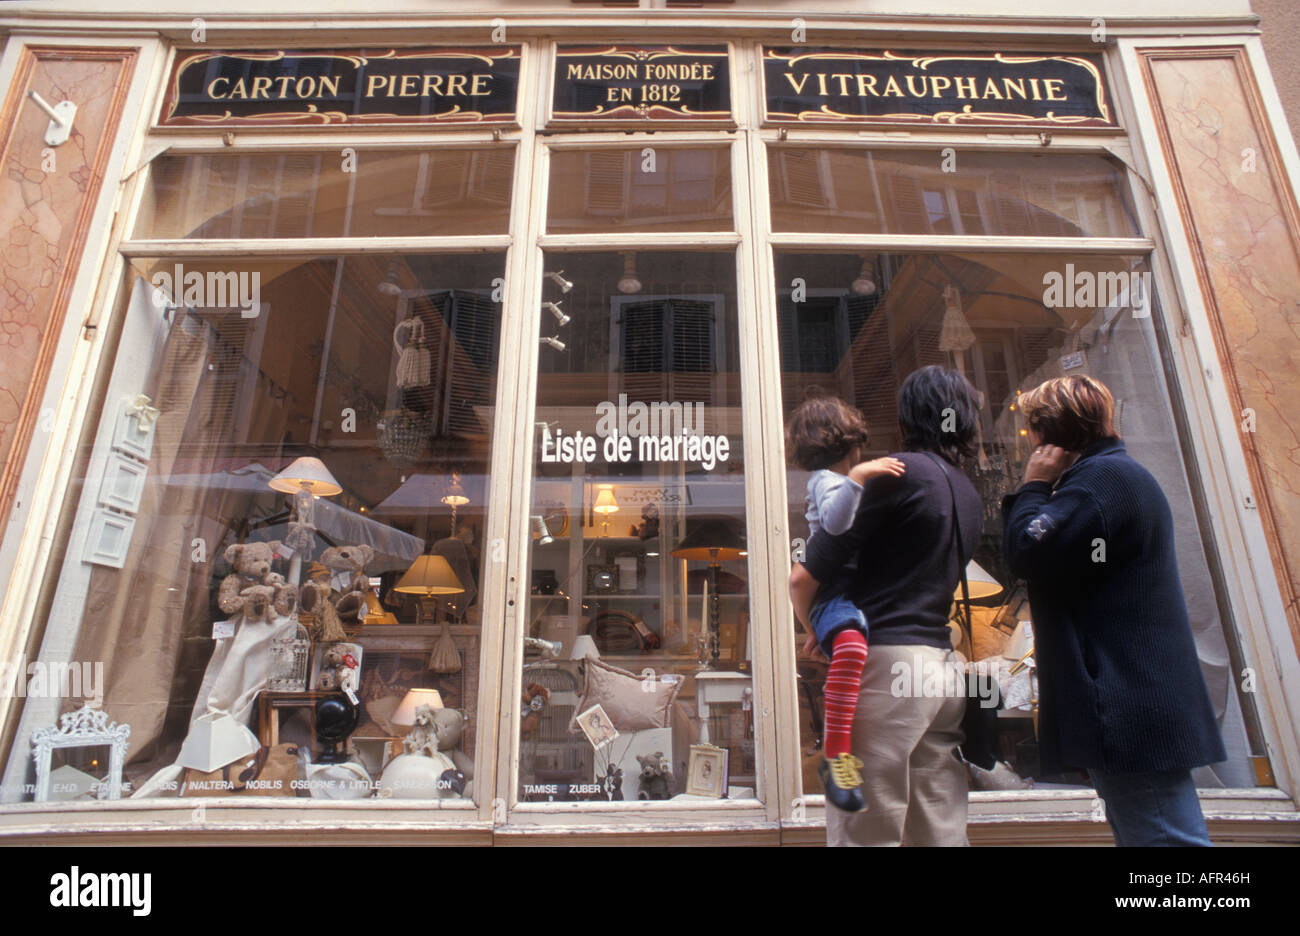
394, 318, 431, 389
315, 598, 348, 644
428, 624, 460, 673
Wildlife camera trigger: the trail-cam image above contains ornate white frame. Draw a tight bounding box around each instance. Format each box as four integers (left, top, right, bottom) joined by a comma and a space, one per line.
31, 704, 131, 802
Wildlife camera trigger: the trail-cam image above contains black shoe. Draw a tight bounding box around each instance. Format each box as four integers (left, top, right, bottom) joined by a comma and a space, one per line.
819, 753, 867, 813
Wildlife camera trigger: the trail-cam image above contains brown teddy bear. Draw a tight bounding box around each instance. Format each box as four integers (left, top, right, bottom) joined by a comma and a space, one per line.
636, 752, 674, 801
300, 545, 375, 641
316, 644, 360, 694
218, 541, 297, 623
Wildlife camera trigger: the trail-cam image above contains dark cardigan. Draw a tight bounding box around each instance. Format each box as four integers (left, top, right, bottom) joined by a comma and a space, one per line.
1002, 437, 1226, 775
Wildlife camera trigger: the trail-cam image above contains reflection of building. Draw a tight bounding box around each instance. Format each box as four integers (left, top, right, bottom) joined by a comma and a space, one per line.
1, 1, 1299, 847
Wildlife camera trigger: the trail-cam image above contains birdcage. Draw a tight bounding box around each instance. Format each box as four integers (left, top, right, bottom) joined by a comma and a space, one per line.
267, 623, 312, 692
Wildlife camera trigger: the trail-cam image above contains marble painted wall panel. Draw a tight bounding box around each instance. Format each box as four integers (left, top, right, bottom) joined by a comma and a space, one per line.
1143, 48, 1300, 650
0, 46, 136, 536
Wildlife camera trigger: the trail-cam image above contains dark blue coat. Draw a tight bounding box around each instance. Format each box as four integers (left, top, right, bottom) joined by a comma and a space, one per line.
1002, 437, 1226, 775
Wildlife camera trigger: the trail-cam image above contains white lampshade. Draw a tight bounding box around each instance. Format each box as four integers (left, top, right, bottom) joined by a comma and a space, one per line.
394, 555, 465, 597
956, 560, 1003, 601
392, 689, 444, 727
593, 484, 619, 514
1004, 620, 1034, 660
177, 712, 261, 772
269, 456, 342, 497
440, 474, 470, 507
569, 634, 601, 661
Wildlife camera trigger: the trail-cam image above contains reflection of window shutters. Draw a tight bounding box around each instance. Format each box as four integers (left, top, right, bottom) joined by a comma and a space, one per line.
177, 309, 268, 447
779, 150, 828, 209
442, 290, 499, 439
886, 173, 928, 233
472, 149, 514, 205
404, 290, 499, 440
612, 296, 722, 402
585, 151, 630, 215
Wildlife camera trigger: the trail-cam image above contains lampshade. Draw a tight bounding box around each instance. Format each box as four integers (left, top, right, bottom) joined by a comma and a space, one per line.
671, 518, 746, 562
392, 689, 444, 727
393, 555, 465, 596
177, 712, 261, 772
593, 484, 619, 514
268, 456, 342, 497
440, 474, 469, 507
956, 560, 1003, 601
569, 634, 601, 661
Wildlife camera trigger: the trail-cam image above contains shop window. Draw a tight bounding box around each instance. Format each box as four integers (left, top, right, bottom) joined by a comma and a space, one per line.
547, 147, 733, 232
523, 250, 755, 804
1, 249, 507, 806
768, 148, 1139, 237
775, 251, 1264, 795
136, 148, 515, 239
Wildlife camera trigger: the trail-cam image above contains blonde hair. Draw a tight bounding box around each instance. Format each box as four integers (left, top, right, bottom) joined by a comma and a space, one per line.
1019, 375, 1119, 451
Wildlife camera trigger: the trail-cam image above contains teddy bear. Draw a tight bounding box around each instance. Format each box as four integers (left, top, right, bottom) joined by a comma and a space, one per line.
403, 703, 441, 758
316, 644, 359, 694
300, 545, 375, 641
432, 707, 474, 798
636, 751, 674, 801
218, 541, 298, 623
520, 682, 550, 738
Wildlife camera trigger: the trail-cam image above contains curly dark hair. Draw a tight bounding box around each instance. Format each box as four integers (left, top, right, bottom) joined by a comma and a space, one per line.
897, 365, 980, 464
785, 396, 871, 471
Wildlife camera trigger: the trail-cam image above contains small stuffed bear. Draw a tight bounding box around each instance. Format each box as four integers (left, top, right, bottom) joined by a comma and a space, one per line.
218, 541, 297, 623
636, 751, 674, 801
317, 644, 359, 694
300, 545, 375, 640
432, 708, 474, 782
319, 545, 374, 627
403, 703, 440, 758
520, 683, 550, 738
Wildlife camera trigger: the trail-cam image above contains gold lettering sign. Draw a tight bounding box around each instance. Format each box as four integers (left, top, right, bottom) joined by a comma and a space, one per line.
160, 48, 520, 127
552, 45, 732, 124
764, 49, 1114, 128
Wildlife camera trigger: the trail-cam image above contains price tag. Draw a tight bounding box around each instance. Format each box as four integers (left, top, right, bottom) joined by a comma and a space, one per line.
212, 620, 235, 640
343, 684, 359, 706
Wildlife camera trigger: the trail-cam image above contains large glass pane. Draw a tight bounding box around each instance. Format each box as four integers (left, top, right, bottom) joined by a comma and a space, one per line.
136, 149, 514, 239
547, 147, 733, 233
769, 148, 1139, 237
521, 250, 755, 804
775, 251, 1262, 792
1, 251, 505, 804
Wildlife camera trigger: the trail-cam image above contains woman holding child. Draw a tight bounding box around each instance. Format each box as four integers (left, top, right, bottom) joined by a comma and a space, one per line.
788, 366, 982, 846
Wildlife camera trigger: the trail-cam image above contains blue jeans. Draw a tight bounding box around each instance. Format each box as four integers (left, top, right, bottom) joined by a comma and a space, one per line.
809, 593, 869, 657
1087, 768, 1212, 847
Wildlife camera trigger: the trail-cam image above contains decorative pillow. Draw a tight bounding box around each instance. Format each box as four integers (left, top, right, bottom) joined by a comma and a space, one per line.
568, 657, 681, 734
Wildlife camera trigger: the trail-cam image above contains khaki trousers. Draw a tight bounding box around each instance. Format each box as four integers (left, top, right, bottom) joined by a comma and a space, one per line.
825, 643, 970, 847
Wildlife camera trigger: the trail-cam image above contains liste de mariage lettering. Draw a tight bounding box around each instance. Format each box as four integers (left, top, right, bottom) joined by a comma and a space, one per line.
539, 396, 730, 471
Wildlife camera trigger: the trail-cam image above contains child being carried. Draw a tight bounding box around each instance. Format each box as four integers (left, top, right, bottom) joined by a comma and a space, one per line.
786, 396, 905, 813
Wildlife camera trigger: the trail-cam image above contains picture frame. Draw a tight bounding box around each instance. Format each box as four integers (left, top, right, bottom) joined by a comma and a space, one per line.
31, 704, 131, 802
111, 396, 158, 462
97, 451, 148, 514
586, 564, 617, 593
686, 743, 729, 798
576, 703, 619, 750
83, 508, 136, 568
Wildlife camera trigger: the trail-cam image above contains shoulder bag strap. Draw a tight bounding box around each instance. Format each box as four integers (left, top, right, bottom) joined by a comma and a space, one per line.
922, 452, 972, 645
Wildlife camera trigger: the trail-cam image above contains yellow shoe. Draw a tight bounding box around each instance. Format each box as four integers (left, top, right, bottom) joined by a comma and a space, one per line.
820, 753, 867, 812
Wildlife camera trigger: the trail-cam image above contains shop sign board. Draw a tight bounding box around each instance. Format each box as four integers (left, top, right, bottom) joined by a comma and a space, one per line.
551, 45, 732, 124
763, 49, 1114, 128
159, 48, 521, 127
